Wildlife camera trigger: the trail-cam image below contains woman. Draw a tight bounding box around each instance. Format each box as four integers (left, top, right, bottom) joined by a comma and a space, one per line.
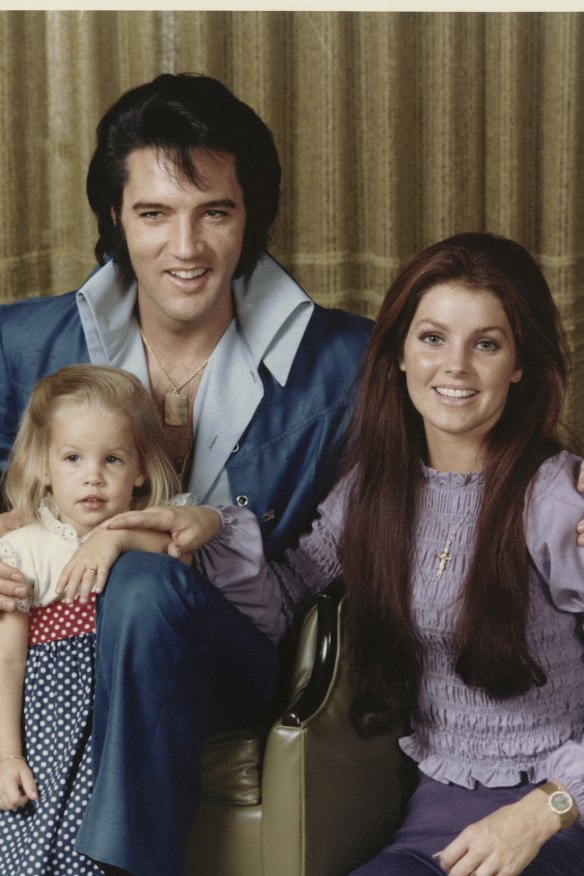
107, 233, 584, 874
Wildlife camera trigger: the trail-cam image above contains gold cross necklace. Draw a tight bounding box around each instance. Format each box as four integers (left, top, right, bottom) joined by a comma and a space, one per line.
140, 328, 209, 427
424, 493, 468, 579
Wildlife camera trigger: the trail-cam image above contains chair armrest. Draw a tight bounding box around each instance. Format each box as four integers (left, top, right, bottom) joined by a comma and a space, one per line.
261, 577, 415, 876
282, 578, 344, 727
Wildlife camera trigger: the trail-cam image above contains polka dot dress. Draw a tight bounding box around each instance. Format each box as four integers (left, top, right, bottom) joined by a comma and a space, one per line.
0, 597, 105, 875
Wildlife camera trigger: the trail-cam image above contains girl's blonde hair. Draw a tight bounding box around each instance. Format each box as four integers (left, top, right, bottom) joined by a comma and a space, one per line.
4, 364, 181, 524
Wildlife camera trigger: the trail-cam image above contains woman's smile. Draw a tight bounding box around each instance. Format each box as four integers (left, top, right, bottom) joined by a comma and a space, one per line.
400, 281, 523, 469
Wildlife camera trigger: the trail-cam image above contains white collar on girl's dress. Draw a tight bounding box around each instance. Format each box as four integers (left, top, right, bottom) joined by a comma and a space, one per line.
38, 494, 88, 545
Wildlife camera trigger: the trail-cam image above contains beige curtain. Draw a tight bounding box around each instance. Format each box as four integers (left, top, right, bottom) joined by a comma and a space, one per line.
0, 10, 583, 434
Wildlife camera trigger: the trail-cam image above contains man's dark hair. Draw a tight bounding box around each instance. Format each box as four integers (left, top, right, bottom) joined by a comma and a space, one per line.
86, 73, 281, 280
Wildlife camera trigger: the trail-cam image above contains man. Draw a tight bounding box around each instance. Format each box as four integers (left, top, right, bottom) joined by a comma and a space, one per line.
0, 74, 371, 874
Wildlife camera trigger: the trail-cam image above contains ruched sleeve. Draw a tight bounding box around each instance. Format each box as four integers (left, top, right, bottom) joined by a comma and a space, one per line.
526, 451, 584, 613
194, 477, 347, 643
525, 451, 584, 819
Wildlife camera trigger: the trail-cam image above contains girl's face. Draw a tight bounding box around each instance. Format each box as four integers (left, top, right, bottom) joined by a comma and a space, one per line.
44, 403, 145, 535
399, 282, 523, 469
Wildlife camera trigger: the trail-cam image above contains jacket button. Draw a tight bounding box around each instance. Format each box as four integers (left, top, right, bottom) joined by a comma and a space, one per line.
236, 495, 248, 507
231, 443, 240, 453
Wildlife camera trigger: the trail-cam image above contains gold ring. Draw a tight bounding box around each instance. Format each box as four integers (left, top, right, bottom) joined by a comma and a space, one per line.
86, 568, 97, 575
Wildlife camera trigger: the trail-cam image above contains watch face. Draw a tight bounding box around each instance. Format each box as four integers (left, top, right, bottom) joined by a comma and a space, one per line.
550, 791, 572, 814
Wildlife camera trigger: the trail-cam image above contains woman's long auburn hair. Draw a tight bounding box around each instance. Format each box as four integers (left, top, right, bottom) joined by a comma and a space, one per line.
341, 232, 570, 733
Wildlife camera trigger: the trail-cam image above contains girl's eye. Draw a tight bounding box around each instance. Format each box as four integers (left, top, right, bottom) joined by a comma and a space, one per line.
106, 455, 122, 465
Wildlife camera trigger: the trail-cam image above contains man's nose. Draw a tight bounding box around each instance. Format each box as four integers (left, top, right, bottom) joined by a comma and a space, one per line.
171, 216, 204, 260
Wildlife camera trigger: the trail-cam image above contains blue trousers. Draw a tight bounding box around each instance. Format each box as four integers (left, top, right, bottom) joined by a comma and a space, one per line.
74, 552, 279, 876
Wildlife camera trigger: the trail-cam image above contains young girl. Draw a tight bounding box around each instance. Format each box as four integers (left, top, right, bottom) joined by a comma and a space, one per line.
112, 232, 584, 874
0, 364, 203, 875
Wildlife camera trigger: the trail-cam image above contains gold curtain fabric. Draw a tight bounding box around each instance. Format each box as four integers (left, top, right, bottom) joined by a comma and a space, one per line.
0, 10, 583, 434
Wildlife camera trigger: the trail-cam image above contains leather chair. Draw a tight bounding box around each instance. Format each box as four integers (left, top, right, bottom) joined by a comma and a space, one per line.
186, 583, 415, 875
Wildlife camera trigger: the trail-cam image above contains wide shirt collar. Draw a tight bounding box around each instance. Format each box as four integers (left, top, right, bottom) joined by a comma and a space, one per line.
76, 253, 314, 502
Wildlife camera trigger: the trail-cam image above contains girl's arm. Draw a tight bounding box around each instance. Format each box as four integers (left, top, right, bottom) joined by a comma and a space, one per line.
0, 609, 38, 809
56, 527, 174, 605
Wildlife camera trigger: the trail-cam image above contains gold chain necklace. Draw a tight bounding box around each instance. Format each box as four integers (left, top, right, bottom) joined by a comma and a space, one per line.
140, 328, 209, 427
424, 493, 468, 579
178, 436, 193, 489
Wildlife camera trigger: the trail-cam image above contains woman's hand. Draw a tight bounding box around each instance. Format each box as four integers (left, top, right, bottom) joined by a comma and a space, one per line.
434, 789, 563, 876
0, 757, 38, 810
103, 505, 222, 558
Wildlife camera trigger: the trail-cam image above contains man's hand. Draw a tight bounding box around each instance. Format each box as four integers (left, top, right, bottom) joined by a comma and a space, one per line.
0, 510, 27, 612
0, 562, 27, 612
0, 508, 21, 538
434, 789, 564, 876
104, 505, 222, 559
0, 757, 38, 810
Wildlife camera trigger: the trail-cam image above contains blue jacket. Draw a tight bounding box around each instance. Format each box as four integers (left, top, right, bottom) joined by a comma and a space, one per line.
0, 287, 371, 560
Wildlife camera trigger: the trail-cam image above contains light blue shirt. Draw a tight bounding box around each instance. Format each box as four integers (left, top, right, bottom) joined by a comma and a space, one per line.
76, 254, 314, 504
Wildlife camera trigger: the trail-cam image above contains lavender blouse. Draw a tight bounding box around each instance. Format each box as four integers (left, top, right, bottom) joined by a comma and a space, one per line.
196, 450, 584, 818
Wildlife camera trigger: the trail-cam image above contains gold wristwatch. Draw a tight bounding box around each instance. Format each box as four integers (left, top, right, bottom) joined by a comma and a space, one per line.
539, 781, 576, 829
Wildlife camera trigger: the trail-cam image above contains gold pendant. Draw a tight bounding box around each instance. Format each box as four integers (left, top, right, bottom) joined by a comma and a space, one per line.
164, 392, 188, 427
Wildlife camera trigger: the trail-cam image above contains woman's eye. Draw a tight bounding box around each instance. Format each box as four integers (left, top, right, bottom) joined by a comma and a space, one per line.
477, 339, 499, 352
65, 454, 79, 463
421, 333, 443, 346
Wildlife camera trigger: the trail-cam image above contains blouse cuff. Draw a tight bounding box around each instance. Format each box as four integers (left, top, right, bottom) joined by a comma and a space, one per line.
543, 741, 584, 824
205, 505, 242, 538
194, 505, 285, 643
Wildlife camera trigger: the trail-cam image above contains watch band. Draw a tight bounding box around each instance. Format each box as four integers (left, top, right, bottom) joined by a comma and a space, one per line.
539, 781, 576, 830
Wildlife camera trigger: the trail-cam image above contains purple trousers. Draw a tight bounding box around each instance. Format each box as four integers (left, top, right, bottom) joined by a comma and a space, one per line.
351, 771, 584, 875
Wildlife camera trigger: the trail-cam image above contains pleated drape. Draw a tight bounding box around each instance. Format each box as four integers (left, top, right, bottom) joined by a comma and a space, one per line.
0, 10, 582, 433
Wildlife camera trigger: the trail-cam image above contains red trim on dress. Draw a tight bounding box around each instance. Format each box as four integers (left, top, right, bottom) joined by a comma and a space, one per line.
28, 595, 96, 645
